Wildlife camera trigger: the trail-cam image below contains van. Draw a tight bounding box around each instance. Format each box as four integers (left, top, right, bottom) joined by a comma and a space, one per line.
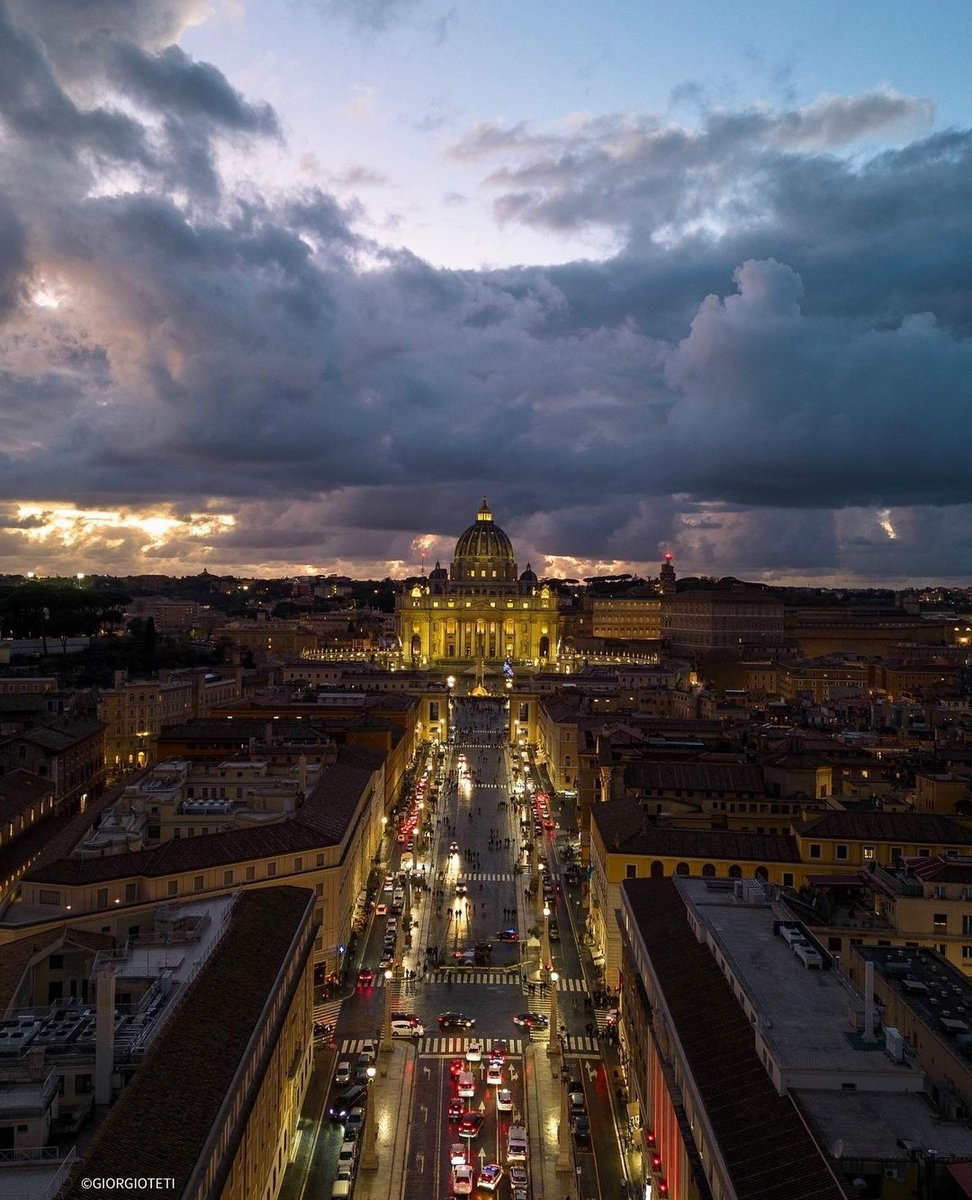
330, 1181, 351, 1199
457, 1070, 475, 1097
507, 1124, 528, 1161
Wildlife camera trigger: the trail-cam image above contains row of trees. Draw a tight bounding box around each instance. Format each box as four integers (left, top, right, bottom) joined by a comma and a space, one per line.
0, 581, 131, 651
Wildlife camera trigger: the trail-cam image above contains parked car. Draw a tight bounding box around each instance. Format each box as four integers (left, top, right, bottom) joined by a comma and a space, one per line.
344, 1107, 365, 1139
334, 1060, 352, 1086
495, 928, 519, 942
358, 1040, 377, 1064
326, 1084, 368, 1121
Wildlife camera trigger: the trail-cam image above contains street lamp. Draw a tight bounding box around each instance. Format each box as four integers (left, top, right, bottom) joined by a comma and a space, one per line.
360, 1066, 379, 1170
380, 968, 394, 1053
548, 969, 561, 1074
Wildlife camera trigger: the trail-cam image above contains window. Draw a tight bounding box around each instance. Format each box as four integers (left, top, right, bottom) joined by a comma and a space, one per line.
223, 870, 234, 886
97, 888, 108, 909
891, 847, 903, 862
809, 844, 822, 859
835, 845, 848, 861
193, 875, 204, 892
828, 937, 841, 951
75, 1074, 93, 1094
963, 946, 972, 961
625, 864, 637, 879
245, 865, 255, 881
933, 913, 948, 932
267, 862, 277, 878
933, 885, 947, 900
863, 846, 875, 861
39, 889, 61, 906
49, 954, 63, 970
782, 872, 794, 888
125, 882, 136, 902
964, 916, 972, 937
167, 880, 178, 897
293, 857, 303, 872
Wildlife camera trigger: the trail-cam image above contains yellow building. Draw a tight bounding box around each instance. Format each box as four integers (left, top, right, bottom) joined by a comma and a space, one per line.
398, 498, 560, 668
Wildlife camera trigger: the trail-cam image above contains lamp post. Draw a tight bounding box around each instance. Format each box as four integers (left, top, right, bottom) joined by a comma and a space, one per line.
556, 1078, 573, 1173
380, 968, 394, 1054
548, 969, 561, 1075
542, 905, 552, 976
360, 1066, 379, 1170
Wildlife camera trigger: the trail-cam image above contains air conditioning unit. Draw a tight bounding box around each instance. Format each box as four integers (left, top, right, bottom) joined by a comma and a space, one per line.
884, 1167, 901, 1180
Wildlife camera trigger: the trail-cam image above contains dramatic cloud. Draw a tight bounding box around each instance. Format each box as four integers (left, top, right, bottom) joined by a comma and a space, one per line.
0, 2, 969, 584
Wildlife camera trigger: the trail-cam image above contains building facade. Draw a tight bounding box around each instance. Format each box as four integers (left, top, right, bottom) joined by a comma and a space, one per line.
398, 499, 560, 668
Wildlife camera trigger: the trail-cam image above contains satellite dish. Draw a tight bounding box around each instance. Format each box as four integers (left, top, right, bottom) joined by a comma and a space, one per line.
832, 1139, 844, 1160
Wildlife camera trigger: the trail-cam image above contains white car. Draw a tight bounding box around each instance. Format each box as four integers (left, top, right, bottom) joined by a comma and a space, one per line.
486, 1060, 503, 1086
452, 1164, 474, 1195
358, 1041, 377, 1065
478, 1164, 503, 1192
465, 1038, 483, 1062
509, 1164, 528, 1188
496, 1087, 513, 1112
450, 1142, 468, 1166
334, 1060, 352, 1086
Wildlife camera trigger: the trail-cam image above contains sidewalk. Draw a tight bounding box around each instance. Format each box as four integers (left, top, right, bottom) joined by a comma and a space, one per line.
524, 1042, 576, 1200
353, 1042, 417, 1200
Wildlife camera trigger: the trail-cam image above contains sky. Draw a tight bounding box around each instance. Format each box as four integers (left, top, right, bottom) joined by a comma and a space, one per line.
1, 0, 971, 588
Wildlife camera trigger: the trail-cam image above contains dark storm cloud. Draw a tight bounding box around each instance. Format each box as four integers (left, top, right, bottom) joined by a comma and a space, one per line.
1, 0, 970, 581
113, 44, 279, 136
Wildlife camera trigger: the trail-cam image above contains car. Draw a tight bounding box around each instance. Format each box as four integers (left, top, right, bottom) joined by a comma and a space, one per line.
512, 1012, 548, 1029
354, 1066, 373, 1088
465, 1039, 483, 1062
495, 928, 519, 942
455, 880, 468, 896
383, 874, 394, 891
439, 1012, 476, 1029
358, 1040, 377, 1064
327, 1084, 368, 1120
486, 1060, 503, 1085
458, 1112, 483, 1139
448, 1057, 466, 1078
452, 1164, 474, 1194
490, 1041, 509, 1060
478, 1164, 503, 1192
548, 919, 560, 941
496, 1087, 513, 1112
344, 1107, 365, 1139
449, 841, 460, 854
378, 952, 394, 970
447, 1098, 464, 1122
334, 1060, 352, 1086
509, 1164, 528, 1188
572, 1114, 592, 1144
450, 1142, 468, 1166
569, 1091, 586, 1116
337, 1141, 356, 1169
374, 902, 388, 916
357, 968, 374, 987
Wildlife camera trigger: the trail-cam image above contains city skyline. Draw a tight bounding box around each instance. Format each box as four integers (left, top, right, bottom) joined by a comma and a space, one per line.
2, 1, 972, 586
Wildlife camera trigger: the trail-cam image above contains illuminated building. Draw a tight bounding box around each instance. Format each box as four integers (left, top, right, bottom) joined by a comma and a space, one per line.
398, 498, 560, 669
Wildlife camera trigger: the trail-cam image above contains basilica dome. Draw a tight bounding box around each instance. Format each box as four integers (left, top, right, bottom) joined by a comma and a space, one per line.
451, 498, 517, 584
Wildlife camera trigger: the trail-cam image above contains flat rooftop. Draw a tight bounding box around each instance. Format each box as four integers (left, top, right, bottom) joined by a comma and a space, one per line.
675, 876, 915, 1080
796, 1090, 972, 1159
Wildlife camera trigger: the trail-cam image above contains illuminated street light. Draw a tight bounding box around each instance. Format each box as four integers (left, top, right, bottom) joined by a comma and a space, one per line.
360, 1066, 379, 1170
380, 968, 394, 1053
548, 970, 561, 1075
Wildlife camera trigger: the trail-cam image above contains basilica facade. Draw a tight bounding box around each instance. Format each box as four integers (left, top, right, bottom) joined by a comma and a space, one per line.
398, 499, 559, 669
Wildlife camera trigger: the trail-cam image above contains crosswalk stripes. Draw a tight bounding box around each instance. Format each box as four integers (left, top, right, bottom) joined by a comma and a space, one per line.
418, 1035, 525, 1056
562, 1035, 599, 1054
312, 997, 343, 1027
463, 872, 515, 882
429, 970, 518, 985
519, 976, 588, 994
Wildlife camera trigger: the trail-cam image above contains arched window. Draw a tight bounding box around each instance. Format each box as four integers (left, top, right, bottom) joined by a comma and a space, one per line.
675, 862, 690, 876
728, 864, 742, 879
650, 860, 664, 878
538, 635, 550, 659
755, 865, 769, 882
701, 863, 716, 877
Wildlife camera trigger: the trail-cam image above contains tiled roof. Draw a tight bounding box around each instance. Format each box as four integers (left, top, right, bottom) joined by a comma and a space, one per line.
21, 718, 104, 751
25, 751, 378, 887
0, 925, 114, 1014
60, 887, 314, 1200
622, 762, 766, 795
622, 877, 847, 1200
594, 798, 800, 862
0, 769, 55, 823
793, 810, 972, 844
